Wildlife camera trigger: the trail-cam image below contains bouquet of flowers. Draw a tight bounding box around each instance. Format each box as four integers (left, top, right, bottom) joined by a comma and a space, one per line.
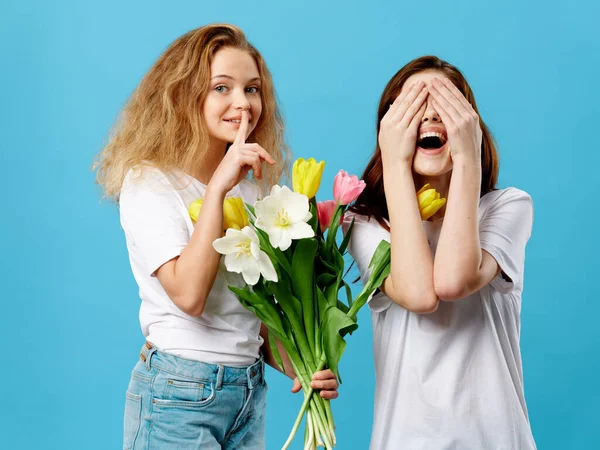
189, 158, 445, 449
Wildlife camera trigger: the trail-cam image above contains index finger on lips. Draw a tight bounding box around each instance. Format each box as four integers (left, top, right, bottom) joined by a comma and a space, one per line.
234, 110, 249, 145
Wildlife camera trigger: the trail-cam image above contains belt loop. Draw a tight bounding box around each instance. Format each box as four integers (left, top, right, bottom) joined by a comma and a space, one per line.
215, 365, 225, 391
246, 364, 254, 390
145, 343, 157, 371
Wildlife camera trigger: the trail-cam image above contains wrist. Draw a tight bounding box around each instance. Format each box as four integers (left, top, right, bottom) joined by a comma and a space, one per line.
383, 158, 413, 178
205, 181, 228, 199
451, 151, 480, 167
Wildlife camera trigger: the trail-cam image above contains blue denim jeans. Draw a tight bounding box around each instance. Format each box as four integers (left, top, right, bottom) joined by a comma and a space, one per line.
123, 342, 267, 449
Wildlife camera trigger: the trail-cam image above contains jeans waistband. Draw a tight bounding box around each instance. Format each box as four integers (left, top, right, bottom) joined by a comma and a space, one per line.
140, 342, 264, 390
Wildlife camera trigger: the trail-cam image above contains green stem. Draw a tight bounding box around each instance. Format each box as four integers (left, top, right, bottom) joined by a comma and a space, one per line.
284, 354, 333, 448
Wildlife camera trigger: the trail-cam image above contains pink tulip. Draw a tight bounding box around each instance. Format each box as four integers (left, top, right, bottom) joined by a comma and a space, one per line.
317, 200, 343, 233
333, 170, 366, 205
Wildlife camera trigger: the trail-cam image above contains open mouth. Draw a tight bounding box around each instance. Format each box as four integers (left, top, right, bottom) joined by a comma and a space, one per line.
418, 132, 447, 150
224, 119, 242, 124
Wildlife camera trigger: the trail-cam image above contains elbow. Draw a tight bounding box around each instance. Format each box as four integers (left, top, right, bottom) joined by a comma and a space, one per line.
171, 291, 207, 317
434, 277, 470, 302
387, 284, 439, 314
405, 292, 439, 314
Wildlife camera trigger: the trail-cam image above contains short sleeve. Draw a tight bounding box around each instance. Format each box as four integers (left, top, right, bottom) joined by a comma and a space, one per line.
343, 213, 393, 313
479, 188, 533, 293
119, 168, 190, 276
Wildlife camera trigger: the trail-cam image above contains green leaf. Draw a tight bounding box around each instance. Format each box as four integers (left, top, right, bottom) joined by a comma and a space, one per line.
324, 282, 339, 310
315, 285, 330, 320
308, 198, 319, 235
347, 240, 392, 319
244, 202, 256, 219
321, 306, 358, 382
316, 273, 336, 288
325, 205, 345, 252
229, 287, 285, 337
367, 240, 392, 289
265, 281, 316, 370
292, 238, 319, 359
268, 330, 285, 373
338, 216, 355, 255
337, 300, 350, 314
343, 281, 353, 309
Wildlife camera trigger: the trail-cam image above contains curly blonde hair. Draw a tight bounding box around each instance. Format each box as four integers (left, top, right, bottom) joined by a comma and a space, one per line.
93, 24, 290, 201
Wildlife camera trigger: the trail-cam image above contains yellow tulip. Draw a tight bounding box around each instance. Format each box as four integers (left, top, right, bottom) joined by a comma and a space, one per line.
188, 197, 249, 231
416, 184, 447, 220
292, 158, 326, 199
223, 197, 249, 230
188, 199, 203, 223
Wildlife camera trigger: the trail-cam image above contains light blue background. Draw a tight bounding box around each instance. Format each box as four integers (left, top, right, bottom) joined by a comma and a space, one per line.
1, 0, 598, 448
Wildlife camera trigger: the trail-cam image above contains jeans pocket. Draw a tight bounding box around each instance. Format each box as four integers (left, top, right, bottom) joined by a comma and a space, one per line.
153, 378, 216, 409
123, 392, 142, 450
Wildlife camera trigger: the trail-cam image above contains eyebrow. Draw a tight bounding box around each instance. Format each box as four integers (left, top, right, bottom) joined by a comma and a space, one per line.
211, 75, 261, 82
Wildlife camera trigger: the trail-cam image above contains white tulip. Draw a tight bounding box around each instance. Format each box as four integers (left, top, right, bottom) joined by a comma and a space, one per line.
213, 226, 278, 285
254, 185, 315, 251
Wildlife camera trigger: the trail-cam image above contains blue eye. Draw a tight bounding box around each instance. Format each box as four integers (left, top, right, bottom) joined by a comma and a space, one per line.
215, 85, 229, 93
246, 86, 260, 94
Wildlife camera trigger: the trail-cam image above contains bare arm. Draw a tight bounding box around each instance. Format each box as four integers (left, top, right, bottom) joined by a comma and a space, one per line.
429, 77, 500, 301
155, 111, 274, 316
154, 185, 227, 316
382, 162, 438, 312
378, 81, 438, 313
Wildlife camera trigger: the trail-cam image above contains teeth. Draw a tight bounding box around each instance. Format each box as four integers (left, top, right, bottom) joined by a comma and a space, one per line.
226, 119, 241, 123
419, 132, 446, 144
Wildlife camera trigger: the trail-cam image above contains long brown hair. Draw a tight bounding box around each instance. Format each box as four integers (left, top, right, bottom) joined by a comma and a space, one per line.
93, 24, 290, 201
350, 56, 498, 228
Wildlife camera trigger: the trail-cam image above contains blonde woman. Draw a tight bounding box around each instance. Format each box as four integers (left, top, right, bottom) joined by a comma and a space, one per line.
95, 24, 338, 450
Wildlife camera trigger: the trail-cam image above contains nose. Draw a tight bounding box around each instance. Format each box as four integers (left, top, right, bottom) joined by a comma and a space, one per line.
232, 89, 251, 112
421, 96, 441, 123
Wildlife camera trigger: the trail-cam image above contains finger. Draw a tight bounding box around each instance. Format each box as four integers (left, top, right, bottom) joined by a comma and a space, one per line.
392, 83, 427, 124
234, 110, 249, 145
431, 78, 469, 121
239, 151, 263, 180
311, 369, 337, 381
248, 143, 276, 165
408, 101, 427, 131
429, 84, 460, 125
442, 78, 476, 116
387, 82, 424, 120
431, 98, 455, 128
310, 379, 339, 391
399, 87, 428, 127
388, 83, 415, 113
320, 390, 339, 400
291, 377, 302, 393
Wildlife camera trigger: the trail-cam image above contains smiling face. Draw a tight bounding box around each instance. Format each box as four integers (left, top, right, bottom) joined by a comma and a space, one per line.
400, 70, 454, 177
202, 47, 263, 148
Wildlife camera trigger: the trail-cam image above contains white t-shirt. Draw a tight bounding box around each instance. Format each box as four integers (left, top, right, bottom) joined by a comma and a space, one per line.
119, 165, 263, 366
344, 187, 536, 450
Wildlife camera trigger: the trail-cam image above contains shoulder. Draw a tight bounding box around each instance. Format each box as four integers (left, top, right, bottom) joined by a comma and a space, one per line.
343, 211, 389, 234
122, 164, 174, 193
120, 164, 184, 213
479, 187, 533, 213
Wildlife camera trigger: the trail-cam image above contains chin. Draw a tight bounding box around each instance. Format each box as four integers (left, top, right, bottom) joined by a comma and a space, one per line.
412, 151, 453, 177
